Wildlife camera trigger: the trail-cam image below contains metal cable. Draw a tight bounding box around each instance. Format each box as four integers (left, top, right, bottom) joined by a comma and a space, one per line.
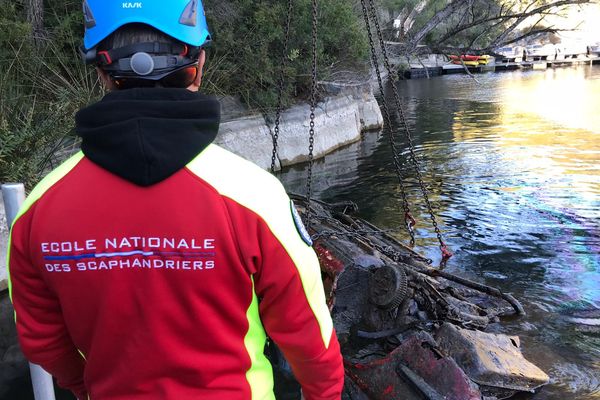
305, 0, 318, 231
359, 0, 416, 246
271, 0, 294, 173
367, 0, 452, 265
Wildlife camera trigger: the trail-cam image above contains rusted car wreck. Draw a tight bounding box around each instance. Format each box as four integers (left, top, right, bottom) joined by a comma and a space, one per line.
282, 195, 550, 400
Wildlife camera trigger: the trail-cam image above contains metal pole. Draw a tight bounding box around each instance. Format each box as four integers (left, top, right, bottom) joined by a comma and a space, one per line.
30, 364, 57, 400
2, 183, 57, 400
2, 183, 25, 228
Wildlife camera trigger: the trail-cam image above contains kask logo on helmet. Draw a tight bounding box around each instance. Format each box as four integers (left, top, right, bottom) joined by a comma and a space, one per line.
122, 2, 143, 9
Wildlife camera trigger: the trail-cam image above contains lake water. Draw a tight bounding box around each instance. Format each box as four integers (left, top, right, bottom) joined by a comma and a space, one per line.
282, 65, 600, 399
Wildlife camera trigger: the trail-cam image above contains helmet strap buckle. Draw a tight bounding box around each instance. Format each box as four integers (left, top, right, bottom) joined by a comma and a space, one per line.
97, 51, 113, 65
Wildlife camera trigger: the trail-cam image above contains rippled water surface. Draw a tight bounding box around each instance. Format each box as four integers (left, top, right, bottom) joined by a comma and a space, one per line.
282, 66, 600, 399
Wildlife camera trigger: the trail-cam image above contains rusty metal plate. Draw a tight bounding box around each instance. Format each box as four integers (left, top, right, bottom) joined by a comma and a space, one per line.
436, 323, 550, 392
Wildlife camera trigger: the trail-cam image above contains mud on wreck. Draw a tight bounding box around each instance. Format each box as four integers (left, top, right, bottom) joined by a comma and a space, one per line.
273, 195, 550, 400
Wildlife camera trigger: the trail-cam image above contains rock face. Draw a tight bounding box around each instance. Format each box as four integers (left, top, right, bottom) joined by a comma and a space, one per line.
214, 86, 383, 171
216, 115, 275, 170
273, 95, 363, 166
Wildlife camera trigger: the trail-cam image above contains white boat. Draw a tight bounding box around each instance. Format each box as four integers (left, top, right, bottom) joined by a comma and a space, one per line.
588, 43, 600, 57
525, 44, 556, 61
555, 42, 588, 60
495, 46, 524, 62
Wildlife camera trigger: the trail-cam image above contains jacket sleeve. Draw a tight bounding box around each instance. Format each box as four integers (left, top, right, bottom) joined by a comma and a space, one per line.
8, 211, 88, 400
225, 193, 344, 400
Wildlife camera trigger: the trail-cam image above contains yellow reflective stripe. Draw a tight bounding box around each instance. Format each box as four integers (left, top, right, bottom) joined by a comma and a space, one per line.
187, 145, 333, 347
77, 349, 90, 399
7, 152, 85, 305
6, 227, 17, 315
6, 226, 15, 306
244, 278, 275, 400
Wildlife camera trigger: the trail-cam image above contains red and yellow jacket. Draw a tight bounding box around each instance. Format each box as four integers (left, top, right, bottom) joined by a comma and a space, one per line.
7, 89, 344, 399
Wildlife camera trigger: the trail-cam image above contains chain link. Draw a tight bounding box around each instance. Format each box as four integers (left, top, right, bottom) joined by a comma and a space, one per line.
312, 225, 433, 265
271, 0, 294, 174
359, 0, 416, 246
305, 0, 318, 231
366, 0, 452, 265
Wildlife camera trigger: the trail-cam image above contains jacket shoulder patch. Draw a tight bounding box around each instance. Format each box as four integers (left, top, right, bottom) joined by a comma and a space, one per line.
290, 201, 313, 247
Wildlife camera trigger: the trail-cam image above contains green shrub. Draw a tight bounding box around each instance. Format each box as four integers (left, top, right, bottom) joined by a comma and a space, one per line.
204, 0, 369, 109
0, 37, 103, 187
0, 0, 369, 187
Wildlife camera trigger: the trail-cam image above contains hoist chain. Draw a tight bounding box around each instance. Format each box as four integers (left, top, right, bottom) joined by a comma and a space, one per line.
305, 0, 318, 231
359, 0, 416, 246
271, 0, 294, 173
366, 0, 453, 265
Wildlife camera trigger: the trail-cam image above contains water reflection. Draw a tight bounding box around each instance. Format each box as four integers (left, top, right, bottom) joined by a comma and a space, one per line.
282, 66, 600, 399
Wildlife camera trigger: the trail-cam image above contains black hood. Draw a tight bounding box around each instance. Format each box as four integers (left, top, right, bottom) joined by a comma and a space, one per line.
76, 88, 220, 187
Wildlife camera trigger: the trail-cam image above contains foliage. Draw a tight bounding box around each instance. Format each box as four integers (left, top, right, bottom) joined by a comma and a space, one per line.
382, 0, 592, 54
0, 37, 103, 187
0, 0, 368, 187
381, 0, 421, 14
204, 0, 369, 109
0, 1, 100, 186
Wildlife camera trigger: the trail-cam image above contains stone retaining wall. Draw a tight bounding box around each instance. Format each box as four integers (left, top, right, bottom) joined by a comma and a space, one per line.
216, 87, 383, 170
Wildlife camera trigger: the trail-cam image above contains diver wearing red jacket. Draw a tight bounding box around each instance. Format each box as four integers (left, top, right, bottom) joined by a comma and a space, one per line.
7, 1, 344, 399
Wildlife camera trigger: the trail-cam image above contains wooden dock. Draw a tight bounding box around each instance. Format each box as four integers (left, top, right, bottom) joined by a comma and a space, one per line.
402, 56, 600, 79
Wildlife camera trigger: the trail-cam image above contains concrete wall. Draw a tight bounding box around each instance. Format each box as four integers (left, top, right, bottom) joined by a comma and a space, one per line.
283, 128, 383, 196
0, 88, 383, 290
215, 88, 383, 170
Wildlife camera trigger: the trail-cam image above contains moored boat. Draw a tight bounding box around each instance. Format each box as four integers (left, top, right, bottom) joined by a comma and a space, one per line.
478, 55, 493, 65
495, 46, 524, 63
451, 59, 480, 66
450, 55, 482, 67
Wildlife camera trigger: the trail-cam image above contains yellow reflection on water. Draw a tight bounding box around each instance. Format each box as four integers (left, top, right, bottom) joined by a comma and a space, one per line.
502, 68, 600, 135
452, 67, 600, 197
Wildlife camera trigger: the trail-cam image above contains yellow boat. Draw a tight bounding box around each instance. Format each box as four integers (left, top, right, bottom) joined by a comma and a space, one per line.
452, 60, 480, 67
478, 55, 493, 65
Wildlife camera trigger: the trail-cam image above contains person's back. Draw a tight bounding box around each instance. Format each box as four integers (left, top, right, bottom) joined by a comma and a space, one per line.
8, 2, 344, 399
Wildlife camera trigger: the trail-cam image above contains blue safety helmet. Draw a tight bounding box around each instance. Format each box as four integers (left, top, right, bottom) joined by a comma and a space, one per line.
82, 0, 211, 51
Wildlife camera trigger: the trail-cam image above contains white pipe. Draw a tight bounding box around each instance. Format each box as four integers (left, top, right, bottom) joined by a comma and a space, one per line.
2, 183, 57, 400
30, 364, 57, 400
1, 183, 25, 228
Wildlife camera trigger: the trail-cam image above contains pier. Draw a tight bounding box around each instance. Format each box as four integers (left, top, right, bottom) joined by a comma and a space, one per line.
401, 56, 600, 79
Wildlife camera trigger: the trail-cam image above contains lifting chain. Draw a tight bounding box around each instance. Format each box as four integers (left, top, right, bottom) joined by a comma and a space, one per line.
359, 0, 416, 247
271, 0, 294, 174
366, 0, 453, 266
305, 0, 318, 231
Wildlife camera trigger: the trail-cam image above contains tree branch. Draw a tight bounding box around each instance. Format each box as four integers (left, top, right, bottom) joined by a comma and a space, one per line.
435, 0, 590, 47
488, 0, 590, 49
405, 0, 471, 51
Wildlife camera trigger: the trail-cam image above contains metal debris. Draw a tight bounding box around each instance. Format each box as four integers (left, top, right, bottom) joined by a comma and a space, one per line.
285, 194, 549, 400
436, 323, 550, 396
